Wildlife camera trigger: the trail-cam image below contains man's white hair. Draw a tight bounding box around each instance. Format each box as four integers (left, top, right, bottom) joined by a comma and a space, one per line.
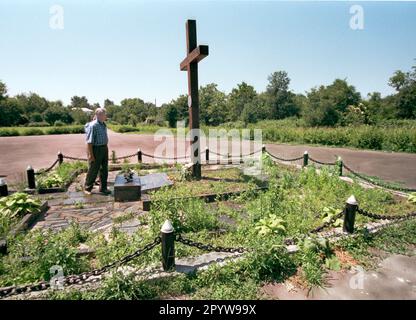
95, 108, 106, 115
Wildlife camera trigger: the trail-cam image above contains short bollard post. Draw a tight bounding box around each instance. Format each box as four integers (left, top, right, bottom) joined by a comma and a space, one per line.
337, 156, 343, 176
27, 165, 36, 189
303, 151, 309, 167
343, 195, 358, 234
57, 151, 64, 165
0, 238, 7, 255
137, 148, 142, 163
161, 220, 175, 271
262, 144, 266, 154
205, 147, 209, 163
0, 178, 8, 197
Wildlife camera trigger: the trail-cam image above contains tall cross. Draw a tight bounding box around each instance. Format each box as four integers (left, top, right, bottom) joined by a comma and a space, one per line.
180, 19, 209, 180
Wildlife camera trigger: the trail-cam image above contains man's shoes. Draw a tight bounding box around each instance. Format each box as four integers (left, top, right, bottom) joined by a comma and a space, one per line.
84, 189, 92, 195
99, 189, 111, 195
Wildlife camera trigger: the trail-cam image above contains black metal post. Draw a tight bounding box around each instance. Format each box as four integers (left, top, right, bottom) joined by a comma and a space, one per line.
27, 165, 36, 189
205, 147, 209, 163
0, 239, 7, 255
137, 148, 142, 163
343, 195, 358, 234
303, 151, 309, 167
0, 178, 8, 197
58, 151, 64, 165
161, 220, 175, 271
262, 144, 266, 154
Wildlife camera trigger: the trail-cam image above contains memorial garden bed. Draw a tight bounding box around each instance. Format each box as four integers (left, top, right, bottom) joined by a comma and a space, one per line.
35, 161, 88, 194
0, 192, 49, 253
1, 154, 415, 299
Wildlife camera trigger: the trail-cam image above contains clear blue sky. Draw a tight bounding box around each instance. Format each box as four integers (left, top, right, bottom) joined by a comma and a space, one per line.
1, 0, 415, 106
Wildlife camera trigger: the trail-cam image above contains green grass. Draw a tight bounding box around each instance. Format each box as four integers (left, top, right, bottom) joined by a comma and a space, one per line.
36, 161, 87, 190
209, 119, 416, 153
0, 125, 85, 137
108, 123, 176, 135
1, 158, 415, 299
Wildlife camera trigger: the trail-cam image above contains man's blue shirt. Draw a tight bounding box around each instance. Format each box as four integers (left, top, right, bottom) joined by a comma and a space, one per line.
85, 120, 108, 146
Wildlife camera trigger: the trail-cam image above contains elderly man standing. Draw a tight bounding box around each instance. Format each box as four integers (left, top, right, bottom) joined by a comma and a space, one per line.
84, 108, 111, 195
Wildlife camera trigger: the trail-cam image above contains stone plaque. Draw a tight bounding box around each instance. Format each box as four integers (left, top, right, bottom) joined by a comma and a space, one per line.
114, 174, 141, 202
114, 173, 172, 202
139, 173, 173, 193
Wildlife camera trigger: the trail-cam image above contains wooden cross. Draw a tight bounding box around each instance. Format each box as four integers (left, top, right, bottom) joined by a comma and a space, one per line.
180, 19, 209, 180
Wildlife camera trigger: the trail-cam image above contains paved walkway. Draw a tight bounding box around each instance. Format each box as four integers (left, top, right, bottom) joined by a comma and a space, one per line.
1, 131, 415, 188
33, 171, 143, 236
262, 253, 416, 300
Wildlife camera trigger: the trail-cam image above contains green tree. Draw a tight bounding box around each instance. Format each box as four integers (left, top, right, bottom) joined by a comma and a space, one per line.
165, 104, 179, 128
70, 96, 91, 110
266, 71, 299, 119
303, 79, 361, 126
199, 83, 227, 126
43, 102, 73, 125
227, 82, 258, 122
0, 80, 7, 101
388, 65, 416, 119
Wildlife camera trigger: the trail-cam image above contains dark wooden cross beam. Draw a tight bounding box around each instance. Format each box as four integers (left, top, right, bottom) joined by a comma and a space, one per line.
180, 19, 209, 180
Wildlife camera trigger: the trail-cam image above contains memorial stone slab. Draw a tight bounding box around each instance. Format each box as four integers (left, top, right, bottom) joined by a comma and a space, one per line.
114, 174, 141, 202
114, 172, 172, 202
139, 172, 173, 193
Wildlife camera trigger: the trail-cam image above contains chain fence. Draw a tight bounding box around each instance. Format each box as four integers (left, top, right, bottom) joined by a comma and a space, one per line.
265, 150, 304, 162
175, 234, 248, 253
357, 208, 416, 221
113, 153, 137, 161
209, 149, 262, 158
309, 157, 337, 166
34, 159, 60, 176
141, 151, 189, 161
0, 236, 161, 299
62, 154, 88, 162
342, 162, 416, 193
284, 211, 344, 245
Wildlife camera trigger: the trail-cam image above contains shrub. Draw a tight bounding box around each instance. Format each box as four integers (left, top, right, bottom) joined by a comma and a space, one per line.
0, 193, 41, 237
54, 120, 65, 127
37, 173, 64, 189
27, 121, 50, 127
0, 128, 20, 137
0, 225, 90, 286
46, 125, 84, 135
23, 128, 45, 136
117, 125, 138, 133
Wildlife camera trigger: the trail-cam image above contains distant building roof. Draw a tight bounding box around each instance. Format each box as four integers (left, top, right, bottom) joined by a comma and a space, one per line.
72, 107, 93, 113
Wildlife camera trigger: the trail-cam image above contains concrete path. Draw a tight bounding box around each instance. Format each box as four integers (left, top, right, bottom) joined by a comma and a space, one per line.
1, 131, 415, 187
262, 253, 416, 300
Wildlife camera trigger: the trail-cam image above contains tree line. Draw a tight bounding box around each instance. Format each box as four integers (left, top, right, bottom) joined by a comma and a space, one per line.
1, 63, 415, 128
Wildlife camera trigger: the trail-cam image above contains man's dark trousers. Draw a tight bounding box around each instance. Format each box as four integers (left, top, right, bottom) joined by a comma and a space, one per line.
85, 145, 108, 191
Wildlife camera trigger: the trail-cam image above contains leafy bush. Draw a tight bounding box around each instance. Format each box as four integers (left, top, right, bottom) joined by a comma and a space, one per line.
36, 161, 87, 190
54, 120, 65, 127
27, 122, 50, 127
117, 125, 138, 133
255, 214, 286, 236
37, 173, 64, 189
210, 120, 416, 153
0, 224, 90, 286
45, 125, 84, 135
0, 128, 20, 136
0, 193, 41, 237
0, 192, 41, 219
23, 128, 45, 136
